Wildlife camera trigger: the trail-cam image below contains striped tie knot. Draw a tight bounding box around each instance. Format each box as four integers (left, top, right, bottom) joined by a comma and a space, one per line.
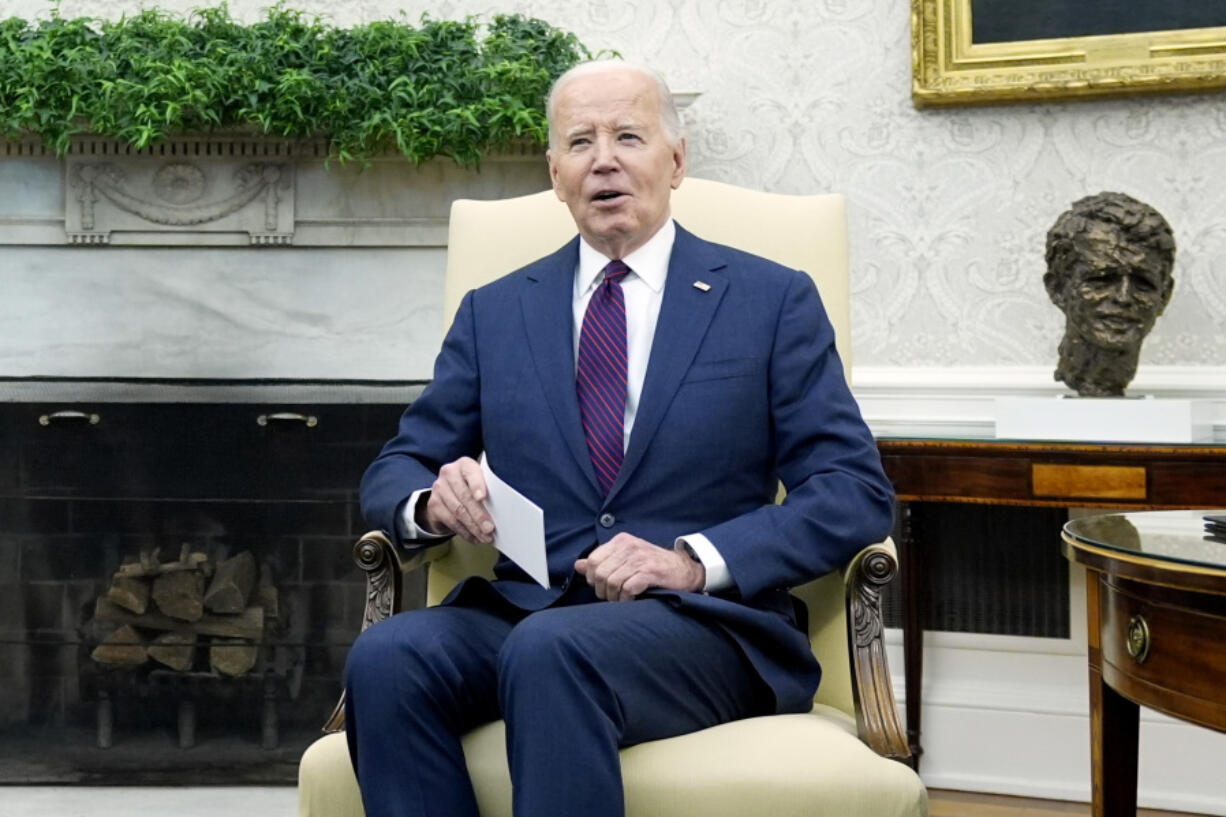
601, 259, 631, 286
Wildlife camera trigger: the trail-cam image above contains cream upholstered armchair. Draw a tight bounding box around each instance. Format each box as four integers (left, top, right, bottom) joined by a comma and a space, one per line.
298, 178, 928, 817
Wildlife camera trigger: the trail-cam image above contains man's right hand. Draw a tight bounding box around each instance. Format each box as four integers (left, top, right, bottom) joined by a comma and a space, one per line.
422, 456, 495, 544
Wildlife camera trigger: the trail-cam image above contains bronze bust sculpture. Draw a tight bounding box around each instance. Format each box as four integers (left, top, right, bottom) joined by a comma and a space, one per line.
1044, 192, 1176, 397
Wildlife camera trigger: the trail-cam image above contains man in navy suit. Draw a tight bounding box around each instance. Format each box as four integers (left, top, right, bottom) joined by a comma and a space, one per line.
345, 60, 894, 817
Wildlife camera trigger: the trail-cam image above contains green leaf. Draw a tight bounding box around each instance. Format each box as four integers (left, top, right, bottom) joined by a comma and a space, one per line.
0, 6, 592, 163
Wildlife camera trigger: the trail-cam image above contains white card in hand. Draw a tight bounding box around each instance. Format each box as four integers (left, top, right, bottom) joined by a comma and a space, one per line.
479, 453, 549, 588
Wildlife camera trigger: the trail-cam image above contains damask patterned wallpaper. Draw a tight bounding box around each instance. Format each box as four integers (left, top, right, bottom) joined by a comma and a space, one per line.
13, 0, 1226, 369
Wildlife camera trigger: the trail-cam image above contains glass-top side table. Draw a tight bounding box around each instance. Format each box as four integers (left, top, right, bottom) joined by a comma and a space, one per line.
1064, 509, 1226, 574
1062, 509, 1226, 817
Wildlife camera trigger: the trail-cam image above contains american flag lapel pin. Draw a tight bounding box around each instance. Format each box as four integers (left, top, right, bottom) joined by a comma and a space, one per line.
693, 281, 711, 292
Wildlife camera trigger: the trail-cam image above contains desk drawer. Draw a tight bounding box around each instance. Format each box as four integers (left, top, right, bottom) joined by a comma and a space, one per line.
1100, 577, 1226, 730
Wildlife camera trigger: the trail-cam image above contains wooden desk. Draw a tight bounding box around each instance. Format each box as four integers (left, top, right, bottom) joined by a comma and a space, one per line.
1062, 510, 1226, 816
875, 438, 1226, 769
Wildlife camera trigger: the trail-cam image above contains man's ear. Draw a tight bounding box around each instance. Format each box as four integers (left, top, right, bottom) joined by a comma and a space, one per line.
1043, 271, 1066, 309
546, 150, 564, 201
670, 137, 687, 190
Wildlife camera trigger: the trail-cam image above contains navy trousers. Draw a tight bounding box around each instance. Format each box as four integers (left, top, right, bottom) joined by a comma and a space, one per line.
344, 589, 771, 817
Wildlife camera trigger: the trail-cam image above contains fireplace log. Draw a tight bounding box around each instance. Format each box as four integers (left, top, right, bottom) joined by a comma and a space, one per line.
91, 624, 148, 666
204, 550, 256, 614
94, 597, 264, 640
210, 638, 258, 677
152, 569, 206, 621
115, 544, 210, 578
105, 575, 150, 615
148, 632, 197, 672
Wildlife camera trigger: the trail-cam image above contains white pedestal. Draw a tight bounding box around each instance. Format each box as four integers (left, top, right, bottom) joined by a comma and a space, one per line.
995, 396, 1214, 443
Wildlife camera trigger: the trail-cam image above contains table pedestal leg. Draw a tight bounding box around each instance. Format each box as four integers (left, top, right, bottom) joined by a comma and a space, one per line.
1091, 677, 1139, 817
1087, 574, 1139, 817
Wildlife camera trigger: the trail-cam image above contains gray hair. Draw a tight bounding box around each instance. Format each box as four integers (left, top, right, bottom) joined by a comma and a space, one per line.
546, 60, 683, 149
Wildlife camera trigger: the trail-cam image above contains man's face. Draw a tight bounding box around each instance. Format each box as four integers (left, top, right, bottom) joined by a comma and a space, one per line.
547, 69, 686, 260
1047, 223, 1172, 351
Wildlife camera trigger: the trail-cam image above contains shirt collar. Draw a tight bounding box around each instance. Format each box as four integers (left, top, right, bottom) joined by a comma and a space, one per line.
576, 219, 676, 297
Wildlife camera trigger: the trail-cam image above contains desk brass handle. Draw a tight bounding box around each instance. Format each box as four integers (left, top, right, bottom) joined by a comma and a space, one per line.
39, 410, 101, 426
1126, 615, 1151, 664
257, 412, 318, 428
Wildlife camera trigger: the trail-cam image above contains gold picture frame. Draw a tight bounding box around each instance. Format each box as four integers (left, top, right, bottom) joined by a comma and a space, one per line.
912, 0, 1226, 106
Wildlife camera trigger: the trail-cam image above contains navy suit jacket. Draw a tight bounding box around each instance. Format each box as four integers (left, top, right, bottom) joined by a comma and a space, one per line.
361, 224, 894, 713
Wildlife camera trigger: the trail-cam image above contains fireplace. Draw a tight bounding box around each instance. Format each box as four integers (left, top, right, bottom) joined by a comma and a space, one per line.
0, 384, 425, 783
0, 129, 549, 783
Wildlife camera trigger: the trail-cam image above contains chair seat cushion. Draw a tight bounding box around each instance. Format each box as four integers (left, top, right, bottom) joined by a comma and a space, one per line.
298, 705, 927, 817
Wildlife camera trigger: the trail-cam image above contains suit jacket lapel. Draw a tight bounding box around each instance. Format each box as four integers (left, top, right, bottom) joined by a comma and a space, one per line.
607, 226, 728, 502
520, 238, 602, 494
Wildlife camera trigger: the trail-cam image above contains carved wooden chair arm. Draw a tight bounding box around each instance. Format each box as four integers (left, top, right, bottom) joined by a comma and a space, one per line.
843, 537, 909, 760
321, 531, 453, 732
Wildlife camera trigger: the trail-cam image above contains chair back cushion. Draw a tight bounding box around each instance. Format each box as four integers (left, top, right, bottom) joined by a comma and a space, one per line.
444, 178, 850, 372
430, 178, 855, 716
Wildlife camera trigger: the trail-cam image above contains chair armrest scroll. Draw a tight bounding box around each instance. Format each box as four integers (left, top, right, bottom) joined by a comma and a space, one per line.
320, 531, 453, 733
844, 537, 910, 760
353, 531, 453, 633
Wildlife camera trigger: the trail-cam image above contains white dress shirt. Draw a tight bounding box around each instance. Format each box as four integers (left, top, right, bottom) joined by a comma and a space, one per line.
402, 219, 730, 592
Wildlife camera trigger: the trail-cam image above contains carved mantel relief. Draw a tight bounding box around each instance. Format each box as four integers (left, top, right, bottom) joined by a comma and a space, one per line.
66, 142, 295, 245
5, 135, 550, 249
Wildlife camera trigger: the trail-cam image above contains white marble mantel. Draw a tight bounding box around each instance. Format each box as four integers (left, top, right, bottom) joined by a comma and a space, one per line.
1, 135, 552, 383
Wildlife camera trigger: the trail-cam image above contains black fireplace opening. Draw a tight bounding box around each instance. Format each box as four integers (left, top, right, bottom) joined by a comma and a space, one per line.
0, 394, 425, 784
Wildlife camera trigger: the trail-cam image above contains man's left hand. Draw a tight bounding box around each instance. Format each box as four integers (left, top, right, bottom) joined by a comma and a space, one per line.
574, 534, 705, 601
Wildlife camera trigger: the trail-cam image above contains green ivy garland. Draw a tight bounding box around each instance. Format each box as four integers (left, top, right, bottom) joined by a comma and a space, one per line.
0, 5, 594, 165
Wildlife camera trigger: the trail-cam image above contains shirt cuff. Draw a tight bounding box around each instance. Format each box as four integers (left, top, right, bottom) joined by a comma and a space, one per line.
398, 489, 453, 541
675, 533, 732, 593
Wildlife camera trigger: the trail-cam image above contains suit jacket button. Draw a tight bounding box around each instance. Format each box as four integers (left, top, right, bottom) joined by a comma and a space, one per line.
599, 513, 615, 528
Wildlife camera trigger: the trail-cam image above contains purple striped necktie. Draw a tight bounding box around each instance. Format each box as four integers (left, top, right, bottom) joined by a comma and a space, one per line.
576, 259, 631, 496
